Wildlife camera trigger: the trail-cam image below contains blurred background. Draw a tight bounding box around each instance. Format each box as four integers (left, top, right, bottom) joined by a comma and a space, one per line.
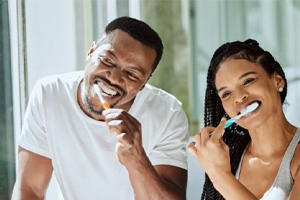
1, 0, 300, 199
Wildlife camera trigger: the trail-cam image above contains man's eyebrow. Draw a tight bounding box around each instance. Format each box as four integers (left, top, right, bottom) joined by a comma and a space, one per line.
217, 71, 258, 94
127, 65, 146, 76
106, 49, 117, 59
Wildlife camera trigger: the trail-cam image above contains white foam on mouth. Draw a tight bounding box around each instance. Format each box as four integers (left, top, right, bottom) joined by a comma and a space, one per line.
240, 102, 259, 117
97, 82, 117, 96
225, 102, 259, 129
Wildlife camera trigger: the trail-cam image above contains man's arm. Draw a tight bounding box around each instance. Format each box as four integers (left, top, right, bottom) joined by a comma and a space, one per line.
104, 109, 187, 200
128, 162, 187, 200
154, 165, 187, 198
11, 147, 53, 200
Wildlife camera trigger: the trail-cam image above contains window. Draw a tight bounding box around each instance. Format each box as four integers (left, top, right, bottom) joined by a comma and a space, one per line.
0, 1, 15, 199
92, 0, 194, 132
191, 0, 300, 128
8, 1, 300, 200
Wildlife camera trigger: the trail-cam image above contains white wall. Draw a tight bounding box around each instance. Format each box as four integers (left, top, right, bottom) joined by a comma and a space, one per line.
25, 0, 78, 92
187, 137, 205, 200
284, 67, 300, 127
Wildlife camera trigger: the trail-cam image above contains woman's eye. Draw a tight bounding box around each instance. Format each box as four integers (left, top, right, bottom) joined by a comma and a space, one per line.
243, 78, 255, 85
221, 91, 231, 99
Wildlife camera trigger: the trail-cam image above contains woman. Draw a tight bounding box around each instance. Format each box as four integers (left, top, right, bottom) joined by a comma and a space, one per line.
189, 39, 300, 199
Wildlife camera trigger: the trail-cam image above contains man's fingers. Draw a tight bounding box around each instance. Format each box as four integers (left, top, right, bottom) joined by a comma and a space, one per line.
115, 132, 134, 149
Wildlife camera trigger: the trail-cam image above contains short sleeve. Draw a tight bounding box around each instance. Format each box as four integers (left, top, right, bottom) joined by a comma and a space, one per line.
18, 80, 51, 158
148, 106, 189, 170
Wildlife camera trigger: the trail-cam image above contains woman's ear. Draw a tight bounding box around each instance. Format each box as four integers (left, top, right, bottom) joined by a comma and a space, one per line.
273, 72, 285, 91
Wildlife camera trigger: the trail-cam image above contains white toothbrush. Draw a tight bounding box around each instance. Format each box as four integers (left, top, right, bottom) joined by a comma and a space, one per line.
93, 84, 121, 135
93, 84, 110, 110
224, 102, 259, 129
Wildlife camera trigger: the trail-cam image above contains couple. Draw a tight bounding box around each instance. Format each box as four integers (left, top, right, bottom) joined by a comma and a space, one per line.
12, 17, 300, 200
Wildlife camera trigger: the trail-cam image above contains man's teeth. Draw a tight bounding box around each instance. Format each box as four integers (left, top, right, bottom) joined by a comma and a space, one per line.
97, 82, 117, 96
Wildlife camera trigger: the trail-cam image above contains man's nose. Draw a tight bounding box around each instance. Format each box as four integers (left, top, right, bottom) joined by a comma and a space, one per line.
106, 68, 125, 85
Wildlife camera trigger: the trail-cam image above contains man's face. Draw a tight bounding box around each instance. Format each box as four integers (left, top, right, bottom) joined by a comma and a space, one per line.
82, 29, 156, 116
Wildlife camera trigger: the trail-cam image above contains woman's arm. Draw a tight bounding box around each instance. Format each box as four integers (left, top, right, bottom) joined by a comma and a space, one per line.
188, 118, 258, 200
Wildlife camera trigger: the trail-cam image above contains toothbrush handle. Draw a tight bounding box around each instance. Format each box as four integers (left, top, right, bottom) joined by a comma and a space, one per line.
224, 118, 237, 129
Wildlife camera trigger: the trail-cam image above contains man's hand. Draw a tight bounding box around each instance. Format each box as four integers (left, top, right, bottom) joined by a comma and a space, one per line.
103, 108, 146, 168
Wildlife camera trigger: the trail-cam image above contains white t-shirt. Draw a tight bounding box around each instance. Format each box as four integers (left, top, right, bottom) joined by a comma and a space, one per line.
19, 71, 189, 200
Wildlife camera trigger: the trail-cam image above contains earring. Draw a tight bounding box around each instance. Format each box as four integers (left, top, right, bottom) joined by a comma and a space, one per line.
86, 55, 91, 61
278, 87, 283, 92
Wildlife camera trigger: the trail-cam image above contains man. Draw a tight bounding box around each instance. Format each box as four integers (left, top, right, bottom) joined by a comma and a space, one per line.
12, 16, 189, 200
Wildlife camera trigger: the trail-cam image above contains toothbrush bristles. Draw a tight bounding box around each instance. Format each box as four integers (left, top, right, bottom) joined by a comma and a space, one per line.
93, 84, 110, 110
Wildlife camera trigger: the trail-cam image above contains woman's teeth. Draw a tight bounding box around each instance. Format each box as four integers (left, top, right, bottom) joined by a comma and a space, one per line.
97, 82, 117, 96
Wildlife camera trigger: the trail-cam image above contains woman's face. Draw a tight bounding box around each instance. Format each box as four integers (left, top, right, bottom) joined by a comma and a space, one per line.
215, 58, 284, 129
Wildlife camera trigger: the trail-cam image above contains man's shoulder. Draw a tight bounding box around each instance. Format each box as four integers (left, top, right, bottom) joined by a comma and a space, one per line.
39, 71, 83, 83
37, 71, 83, 87
138, 84, 183, 108
31, 71, 83, 98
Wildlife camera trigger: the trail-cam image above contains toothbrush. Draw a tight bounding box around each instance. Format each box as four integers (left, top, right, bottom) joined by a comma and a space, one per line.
93, 84, 110, 110
93, 84, 121, 135
224, 102, 259, 129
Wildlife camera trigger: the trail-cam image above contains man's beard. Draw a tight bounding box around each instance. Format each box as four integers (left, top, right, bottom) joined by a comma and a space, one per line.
83, 87, 118, 115
85, 97, 104, 115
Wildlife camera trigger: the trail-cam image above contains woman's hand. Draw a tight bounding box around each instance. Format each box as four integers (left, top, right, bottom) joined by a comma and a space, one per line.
188, 117, 231, 183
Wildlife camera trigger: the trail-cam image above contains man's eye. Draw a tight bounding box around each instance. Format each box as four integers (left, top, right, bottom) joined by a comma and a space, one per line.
127, 72, 139, 82
99, 56, 113, 66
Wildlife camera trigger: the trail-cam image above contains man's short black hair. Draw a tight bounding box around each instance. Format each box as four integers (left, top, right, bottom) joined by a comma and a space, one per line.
104, 16, 163, 72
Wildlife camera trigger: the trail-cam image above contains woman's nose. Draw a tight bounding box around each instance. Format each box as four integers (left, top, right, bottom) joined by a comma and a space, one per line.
234, 89, 248, 104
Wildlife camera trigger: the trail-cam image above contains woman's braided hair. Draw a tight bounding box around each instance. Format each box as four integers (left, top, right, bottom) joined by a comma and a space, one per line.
201, 39, 287, 199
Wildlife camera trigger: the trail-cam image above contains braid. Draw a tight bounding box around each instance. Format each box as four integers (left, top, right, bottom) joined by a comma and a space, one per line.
201, 39, 287, 199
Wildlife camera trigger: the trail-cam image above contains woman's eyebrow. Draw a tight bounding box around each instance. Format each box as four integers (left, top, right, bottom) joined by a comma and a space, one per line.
217, 71, 258, 94
239, 71, 257, 80
217, 86, 227, 94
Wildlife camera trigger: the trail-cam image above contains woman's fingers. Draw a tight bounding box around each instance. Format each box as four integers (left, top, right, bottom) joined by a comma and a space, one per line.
210, 117, 226, 144
189, 117, 227, 157
188, 142, 197, 157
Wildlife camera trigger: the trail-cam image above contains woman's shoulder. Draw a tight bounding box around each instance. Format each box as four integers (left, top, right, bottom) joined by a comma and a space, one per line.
291, 142, 300, 179
290, 128, 300, 178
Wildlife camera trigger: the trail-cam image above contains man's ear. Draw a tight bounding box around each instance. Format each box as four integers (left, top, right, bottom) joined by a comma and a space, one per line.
273, 72, 285, 90
86, 41, 96, 61
140, 73, 153, 91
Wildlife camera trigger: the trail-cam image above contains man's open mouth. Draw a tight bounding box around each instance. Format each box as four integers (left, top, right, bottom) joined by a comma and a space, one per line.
96, 81, 118, 97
